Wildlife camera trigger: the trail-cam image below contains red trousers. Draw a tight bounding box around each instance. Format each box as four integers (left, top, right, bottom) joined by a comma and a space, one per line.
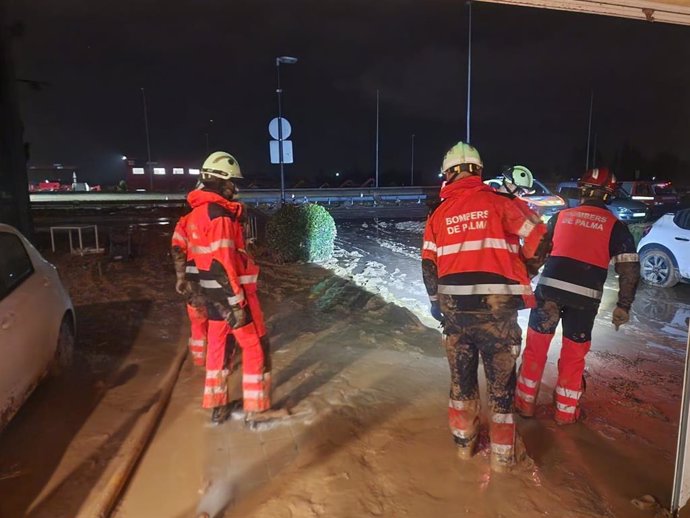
516, 298, 596, 423
186, 304, 208, 366
202, 302, 270, 412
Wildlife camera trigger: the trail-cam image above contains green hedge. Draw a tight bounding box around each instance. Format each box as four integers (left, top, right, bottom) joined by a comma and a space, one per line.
266, 203, 337, 263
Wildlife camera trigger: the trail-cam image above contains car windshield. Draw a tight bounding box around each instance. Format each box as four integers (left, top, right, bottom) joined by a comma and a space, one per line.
529, 180, 551, 196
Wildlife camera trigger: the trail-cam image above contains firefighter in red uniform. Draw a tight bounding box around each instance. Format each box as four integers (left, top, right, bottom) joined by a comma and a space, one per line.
171, 213, 209, 366
186, 151, 271, 424
515, 168, 640, 424
422, 142, 549, 472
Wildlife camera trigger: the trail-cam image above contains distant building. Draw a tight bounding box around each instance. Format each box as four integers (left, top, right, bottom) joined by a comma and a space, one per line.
27, 164, 79, 192
124, 158, 199, 192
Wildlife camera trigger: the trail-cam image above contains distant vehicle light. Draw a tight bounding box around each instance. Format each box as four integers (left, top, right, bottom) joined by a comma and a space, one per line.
633, 213, 647, 218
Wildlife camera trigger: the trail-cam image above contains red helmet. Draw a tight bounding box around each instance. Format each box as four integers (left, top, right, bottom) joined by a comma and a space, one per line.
579, 167, 617, 193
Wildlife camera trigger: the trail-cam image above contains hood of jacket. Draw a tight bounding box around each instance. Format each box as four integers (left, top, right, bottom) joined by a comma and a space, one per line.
440, 174, 493, 200
187, 189, 243, 219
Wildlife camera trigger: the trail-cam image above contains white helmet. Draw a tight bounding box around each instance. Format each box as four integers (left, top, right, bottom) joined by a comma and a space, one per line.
441, 141, 483, 175
503, 165, 533, 190
201, 151, 243, 181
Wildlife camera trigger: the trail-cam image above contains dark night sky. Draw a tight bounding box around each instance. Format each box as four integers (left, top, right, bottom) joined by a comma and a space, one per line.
8, 0, 690, 186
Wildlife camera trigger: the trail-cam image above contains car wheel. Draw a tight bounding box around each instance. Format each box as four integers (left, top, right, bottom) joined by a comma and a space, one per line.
52, 315, 75, 374
640, 248, 680, 288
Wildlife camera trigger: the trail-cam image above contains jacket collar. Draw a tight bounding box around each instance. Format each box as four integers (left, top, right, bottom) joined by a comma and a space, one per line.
440, 175, 492, 200
581, 198, 608, 210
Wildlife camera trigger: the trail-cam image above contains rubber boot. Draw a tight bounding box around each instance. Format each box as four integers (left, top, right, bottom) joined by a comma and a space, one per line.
489, 413, 516, 473
449, 399, 480, 460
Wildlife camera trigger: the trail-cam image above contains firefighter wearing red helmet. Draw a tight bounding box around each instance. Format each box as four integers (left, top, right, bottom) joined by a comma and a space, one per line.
515, 167, 640, 424
422, 142, 549, 472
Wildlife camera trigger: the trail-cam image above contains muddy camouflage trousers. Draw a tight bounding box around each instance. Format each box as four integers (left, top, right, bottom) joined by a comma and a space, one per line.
441, 303, 521, 460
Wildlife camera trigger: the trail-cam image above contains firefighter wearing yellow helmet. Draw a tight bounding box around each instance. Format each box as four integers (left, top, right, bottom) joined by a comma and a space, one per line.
176, 151, 274, 425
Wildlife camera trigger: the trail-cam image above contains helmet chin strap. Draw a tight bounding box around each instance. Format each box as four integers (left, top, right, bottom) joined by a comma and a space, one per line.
445, 170, 461, 184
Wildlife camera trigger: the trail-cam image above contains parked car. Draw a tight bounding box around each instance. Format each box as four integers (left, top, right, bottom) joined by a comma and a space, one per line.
0, 224, 75, 430
556, 181, 649, 223
620, 181, 681, 218
484, 177, 566, 222
637, 209, 690, 287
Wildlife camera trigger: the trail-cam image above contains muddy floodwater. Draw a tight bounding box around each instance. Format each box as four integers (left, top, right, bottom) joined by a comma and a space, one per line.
1, 220, 689, 517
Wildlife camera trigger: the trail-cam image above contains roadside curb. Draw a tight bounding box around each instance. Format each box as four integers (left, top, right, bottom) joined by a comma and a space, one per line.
76, 343, 189, 518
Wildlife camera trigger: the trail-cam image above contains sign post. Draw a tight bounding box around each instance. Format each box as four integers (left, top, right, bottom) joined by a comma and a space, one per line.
268, 117, 293, 202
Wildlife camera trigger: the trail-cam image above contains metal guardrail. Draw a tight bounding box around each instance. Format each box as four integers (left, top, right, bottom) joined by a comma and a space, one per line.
30, 187, 438, 207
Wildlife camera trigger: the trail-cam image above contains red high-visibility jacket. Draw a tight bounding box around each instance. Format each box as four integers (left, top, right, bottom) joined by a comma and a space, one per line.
422, 176, 547, 310
537, 200, 639, 309
186, 189, 247, 310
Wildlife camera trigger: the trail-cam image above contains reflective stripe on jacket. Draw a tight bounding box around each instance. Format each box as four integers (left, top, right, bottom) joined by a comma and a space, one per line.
186, 189, 246, 309
422, 175, 547, 310
537, 201, 639, 307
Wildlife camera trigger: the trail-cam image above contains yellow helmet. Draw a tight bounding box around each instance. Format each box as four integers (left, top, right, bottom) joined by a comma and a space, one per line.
201, 151, 243, 181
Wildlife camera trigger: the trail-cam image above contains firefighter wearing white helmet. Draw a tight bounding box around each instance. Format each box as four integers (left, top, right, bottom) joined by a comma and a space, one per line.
180, 151, 274, 425
422, 141, 548, 472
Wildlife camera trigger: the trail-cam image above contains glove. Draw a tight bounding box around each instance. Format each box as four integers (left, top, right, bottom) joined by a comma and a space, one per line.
430, 301, 444, 323
612, 306, 629, 331
228, 304, 248, 329
175, 277, 191, 296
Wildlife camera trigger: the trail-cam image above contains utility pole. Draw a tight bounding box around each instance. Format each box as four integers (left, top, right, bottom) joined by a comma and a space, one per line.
585, 90, 594, 171
466, 1, 472, 143
375, 89, 380, 188
410, 133, 415, 186
140, 87, 153, 191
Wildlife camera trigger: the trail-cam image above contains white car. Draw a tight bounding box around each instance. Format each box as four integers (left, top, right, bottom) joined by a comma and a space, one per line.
637, 209, 690, 287
484, 177, 566, 222
0, 224, 75, 430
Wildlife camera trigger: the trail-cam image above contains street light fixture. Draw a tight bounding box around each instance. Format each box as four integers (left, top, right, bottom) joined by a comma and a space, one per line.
275, 55, 298, 203
121, 155, 127, 161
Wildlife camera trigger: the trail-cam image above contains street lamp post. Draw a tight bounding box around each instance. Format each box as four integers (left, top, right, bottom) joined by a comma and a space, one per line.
140, 87, 153, 191
276, 56, 298, 203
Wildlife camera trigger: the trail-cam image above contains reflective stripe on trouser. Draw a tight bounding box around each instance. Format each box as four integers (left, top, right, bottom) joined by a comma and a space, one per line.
203, 320, 233, 409
515, 327, 554, 416
448, 399, 480, 447
187, 304, 208, 366
234, 323, 271, 412
554, 337, 591, 423
490, 412, 516, 467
